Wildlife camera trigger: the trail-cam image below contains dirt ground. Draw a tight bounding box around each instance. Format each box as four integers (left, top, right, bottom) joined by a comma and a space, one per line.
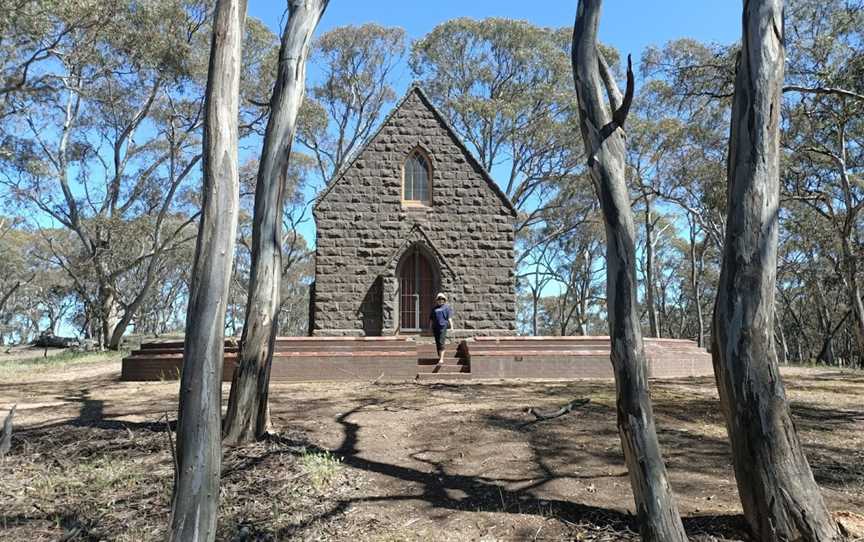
1, 356, 862, 541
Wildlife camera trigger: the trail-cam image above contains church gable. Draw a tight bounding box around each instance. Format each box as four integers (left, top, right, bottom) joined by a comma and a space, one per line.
311, 85, 517, 337
314, 85, 517, 217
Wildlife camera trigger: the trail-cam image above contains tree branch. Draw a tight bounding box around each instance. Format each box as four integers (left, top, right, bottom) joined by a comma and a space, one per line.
783, 85, 864, 102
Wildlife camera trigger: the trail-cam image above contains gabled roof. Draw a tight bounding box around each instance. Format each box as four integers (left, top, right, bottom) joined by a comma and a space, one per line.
313, 84, 518, 217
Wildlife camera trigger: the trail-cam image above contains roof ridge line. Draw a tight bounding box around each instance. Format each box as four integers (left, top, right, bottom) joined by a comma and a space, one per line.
313, 84, 518, 218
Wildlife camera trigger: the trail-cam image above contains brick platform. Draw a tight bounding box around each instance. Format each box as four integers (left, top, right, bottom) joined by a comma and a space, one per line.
465, 336, 714, 379
120, 335, 713, 382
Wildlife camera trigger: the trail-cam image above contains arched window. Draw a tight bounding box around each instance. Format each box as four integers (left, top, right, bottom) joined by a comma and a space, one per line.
403, 150, 431, 204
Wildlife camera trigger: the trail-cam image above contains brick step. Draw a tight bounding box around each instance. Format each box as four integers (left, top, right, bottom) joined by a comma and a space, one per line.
650, 359, 712, 363
138, 337, 413, 350
416, 364, 469, 374
126, 351, 418, 362
465, 350, 612, 357
467, 343, 610, 350
415, 372, 473, 381
131, 345, 417, 356
417, 353, 463, 360
417, 356, 468, 366
127, 346, 417, 359
472, 337, 701, 346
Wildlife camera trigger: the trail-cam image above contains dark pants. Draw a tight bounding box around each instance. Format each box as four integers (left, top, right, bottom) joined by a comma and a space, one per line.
433, 327, 447, 355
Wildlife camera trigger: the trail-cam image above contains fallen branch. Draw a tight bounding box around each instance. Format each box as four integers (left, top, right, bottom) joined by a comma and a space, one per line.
0, 404, 16, 458
521, 398, 590, 427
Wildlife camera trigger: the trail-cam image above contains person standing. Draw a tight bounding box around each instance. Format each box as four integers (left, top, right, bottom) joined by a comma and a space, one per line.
429, 293, 453, 365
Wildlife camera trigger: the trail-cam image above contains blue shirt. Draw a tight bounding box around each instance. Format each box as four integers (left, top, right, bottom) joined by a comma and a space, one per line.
430, 304, 452, 330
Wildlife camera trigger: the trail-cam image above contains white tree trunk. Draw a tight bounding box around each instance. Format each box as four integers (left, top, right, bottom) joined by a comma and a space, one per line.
571, 2, 687, 540
169, 1, 245, 540
711, 1, 840, 539
222, 0, 328, 445
643, 200, 659, 337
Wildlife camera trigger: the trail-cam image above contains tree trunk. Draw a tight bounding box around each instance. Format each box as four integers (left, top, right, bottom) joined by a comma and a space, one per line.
688, 220, 705, 348
817, 332, 835, 365
222, 0, 327, 445
644, 199, 659, 338
97, 282, 115, 350
840, 239, 864, 365
168, 1, 245, 540
711, 1, 840, 540
0, 280, 23, 316
776, 314, 789, 365
531, 286, 540, 336
576, 296, 587, 336
571, 3, 687, 540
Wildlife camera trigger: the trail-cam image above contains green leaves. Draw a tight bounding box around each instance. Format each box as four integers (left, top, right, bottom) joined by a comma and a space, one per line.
410, 18, 583, 223
296, 23, 407, 181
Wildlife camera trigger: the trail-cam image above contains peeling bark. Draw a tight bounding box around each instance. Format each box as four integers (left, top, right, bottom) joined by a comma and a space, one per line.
571, 2, 687, 540
711, 1, 841, 540
168, 1, 245, 540
222, 0, 328, 445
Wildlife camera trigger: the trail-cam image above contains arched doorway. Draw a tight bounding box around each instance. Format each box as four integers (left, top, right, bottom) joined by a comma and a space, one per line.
398, 247, 437, 332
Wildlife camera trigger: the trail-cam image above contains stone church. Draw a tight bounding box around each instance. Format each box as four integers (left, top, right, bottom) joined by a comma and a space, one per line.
310, 85, 517, 337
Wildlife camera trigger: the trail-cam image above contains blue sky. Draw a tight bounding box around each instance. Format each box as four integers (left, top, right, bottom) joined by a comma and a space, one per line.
249, 1, 742, 65
245, 0, 744, 246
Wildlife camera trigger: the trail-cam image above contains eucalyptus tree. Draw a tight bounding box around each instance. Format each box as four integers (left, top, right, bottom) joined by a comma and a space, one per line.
223, 0, 329, 445
1, 1, 208, 349
711, 0, 841, 538
169, 0, 245, 539
297, 23, 406, 183
777, 211, 850, 363
0, 219, 28, 315
0, 219, 38, 343
0, 1, 277, 350
413, 18, 587, 331
229, 153, 315, 336
571, 1, 687, 539
411, 17, 582, 235
783, 0, 864, 363
629, 50, 733, 345
0, 0, 115, 123
683, 214, 714, 346
638, 55, 731, 250
626, 105, 686, 337
546, 226, 604, 336
515, 230, 556, 336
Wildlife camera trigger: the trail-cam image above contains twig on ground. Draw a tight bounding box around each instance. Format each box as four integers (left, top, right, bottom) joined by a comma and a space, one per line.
369, 372, 385, 385
520, 398, 590, 428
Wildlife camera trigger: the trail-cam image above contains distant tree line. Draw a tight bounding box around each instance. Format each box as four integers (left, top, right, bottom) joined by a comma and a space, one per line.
0, 0, 861, 369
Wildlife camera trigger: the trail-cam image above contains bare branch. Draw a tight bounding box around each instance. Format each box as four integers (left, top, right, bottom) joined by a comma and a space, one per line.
783, 85, 864, 102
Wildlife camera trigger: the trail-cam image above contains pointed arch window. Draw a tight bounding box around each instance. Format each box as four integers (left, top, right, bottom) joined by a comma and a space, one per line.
403, 149, 432, 205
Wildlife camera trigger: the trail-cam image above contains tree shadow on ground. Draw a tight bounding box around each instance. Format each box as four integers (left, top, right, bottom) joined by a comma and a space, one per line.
9, 375, 861, 541
256, 402, 751, 541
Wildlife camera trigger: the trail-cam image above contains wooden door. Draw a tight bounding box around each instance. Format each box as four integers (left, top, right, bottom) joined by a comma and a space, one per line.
399, 249, 434, 331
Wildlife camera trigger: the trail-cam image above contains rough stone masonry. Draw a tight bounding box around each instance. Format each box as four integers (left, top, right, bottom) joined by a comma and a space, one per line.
311, 85, 518, 337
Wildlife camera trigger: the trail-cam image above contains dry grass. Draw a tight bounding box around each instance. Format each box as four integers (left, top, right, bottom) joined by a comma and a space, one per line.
0, 355, 862, 541
0, 348, 124, 377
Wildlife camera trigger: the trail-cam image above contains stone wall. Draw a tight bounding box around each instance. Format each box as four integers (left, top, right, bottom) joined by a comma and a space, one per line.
312, 87, 517, 336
